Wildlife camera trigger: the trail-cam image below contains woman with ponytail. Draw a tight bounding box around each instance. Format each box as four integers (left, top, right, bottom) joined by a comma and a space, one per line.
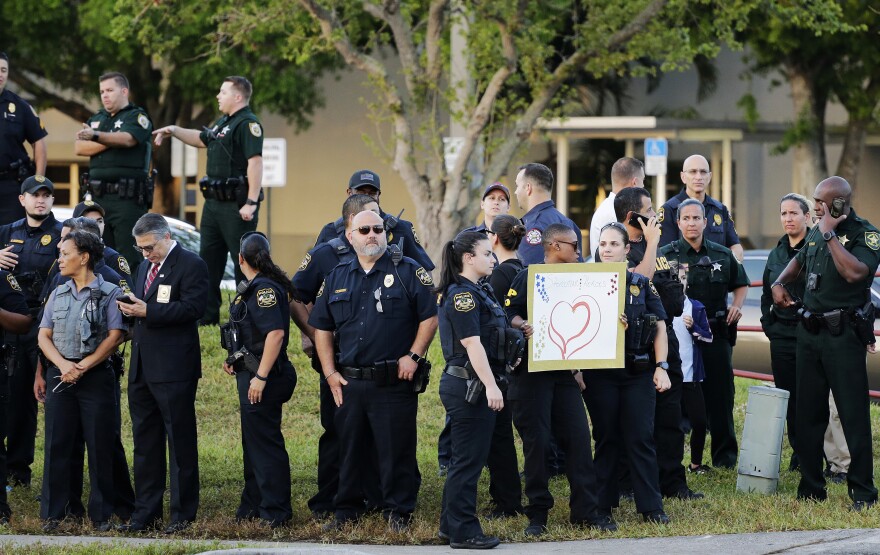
223, 231, 297, 528
435, 231, 505, 550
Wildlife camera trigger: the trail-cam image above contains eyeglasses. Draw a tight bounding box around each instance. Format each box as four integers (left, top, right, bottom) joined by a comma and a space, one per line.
52, 375, 76, 394
356, 225, 386, 235
374, 287, 383, 313
555, 239, 580, 252
133, 241, 158, 254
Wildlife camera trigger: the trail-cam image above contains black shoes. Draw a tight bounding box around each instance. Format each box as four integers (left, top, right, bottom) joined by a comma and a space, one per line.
642, 510, 670, 524
687, 464, 712, 475
585, 514, 618, 532
524, 522, 547, 536
666, 487, 705, 500
117, 519, 162, 533
450, 534, 501, 549
851, 500, 876, 512
41, 519, 61, 532
164, 520, 193, 534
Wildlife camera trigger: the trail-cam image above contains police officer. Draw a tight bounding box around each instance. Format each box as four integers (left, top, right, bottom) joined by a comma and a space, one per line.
0, 269, 32, 523
462, 183, 510, 233
310, 210, 437, 532
0, 52, 48, 226
659, 198, 749, 469
760, 193, 811, 471
72, 200, 134, 292
314, 170, 434, 271
75, 72, 153, 268
614, 187, 703, 500
586, 222, 671, 524
435, 231, 509, 550
37, 230, 126, 531
222, 232, 297, 528
153, 76, 263, 326
513, 163, 582, 266
0, 175, 62, 487
658, 155, 742, 262
505, 223, 614, 536
291, 193, 380, 519
772, 176, 879, 511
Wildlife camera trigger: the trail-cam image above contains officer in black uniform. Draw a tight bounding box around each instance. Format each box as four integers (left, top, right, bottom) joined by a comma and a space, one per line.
37, 230, 126, 531
659, 198, 749, 469
0, 52, 48, 226
310, 210, 437, 532
314, 170, 434, 271
0, 269, 32, 523
72, 201, 134, 292
760, 193, 811, 471
504, 223, 615, 536
613, 187, 702, 500
221, 232, 297, 527
658, 155, 742, 262
772, 176, 880, 511
586, 222, 671, 524
435, 231, 514, 550
153, 76, 264, 326
291, 193, 379, 519
0, 175, 62, 486
74, 72, 153, 268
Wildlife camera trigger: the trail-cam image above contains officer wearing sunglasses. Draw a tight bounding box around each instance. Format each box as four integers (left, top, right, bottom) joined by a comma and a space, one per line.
309, 209, 437, 533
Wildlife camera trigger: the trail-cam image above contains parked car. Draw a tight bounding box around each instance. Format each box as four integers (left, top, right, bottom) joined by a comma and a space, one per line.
733, 249, 880, 393
52, 208, 236, 288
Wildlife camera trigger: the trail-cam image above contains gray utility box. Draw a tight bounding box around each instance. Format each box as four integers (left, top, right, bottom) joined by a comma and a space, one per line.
736, 385, 790, 495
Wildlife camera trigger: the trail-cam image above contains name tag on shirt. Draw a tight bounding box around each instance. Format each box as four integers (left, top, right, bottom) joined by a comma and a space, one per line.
157, 284, 171, 303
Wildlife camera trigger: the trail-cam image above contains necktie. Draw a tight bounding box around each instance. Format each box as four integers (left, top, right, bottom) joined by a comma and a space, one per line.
145, 263, 159, 292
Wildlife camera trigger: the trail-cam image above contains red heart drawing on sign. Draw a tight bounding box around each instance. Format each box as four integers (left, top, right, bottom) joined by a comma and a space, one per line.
547, 296, 602, 359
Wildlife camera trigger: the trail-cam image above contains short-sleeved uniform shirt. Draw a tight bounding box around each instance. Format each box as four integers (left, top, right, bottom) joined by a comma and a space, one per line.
0, 270, 29, 318
85, 103, 152, 180
231, 275, 291, 359
795, 210, 880, 313
40, 275, 124, 332
200, 106, 263, 179
314, 213, 435, 271
659, 238, 749, 318
309, 252, 437, 367
0, 89, 47, 169
518, 200, 583, 266
438, 279, 507, 367
292, 239, 356, 305
0, 214, 63, 306
658, 190, 740, 249
761, 233, 806, 340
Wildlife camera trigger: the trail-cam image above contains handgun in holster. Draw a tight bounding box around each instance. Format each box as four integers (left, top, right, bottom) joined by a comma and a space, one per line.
411, 358, 432, 394
850, 302, 876, 346
465, 377, 485, 405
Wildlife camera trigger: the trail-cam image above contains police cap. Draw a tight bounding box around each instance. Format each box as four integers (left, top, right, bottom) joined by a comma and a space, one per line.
348, 170, 381, 191
73, 200, 105, 218
20, 175, 54, 195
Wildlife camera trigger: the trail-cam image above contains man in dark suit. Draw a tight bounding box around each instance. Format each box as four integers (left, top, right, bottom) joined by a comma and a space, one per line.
116, 213, 208, 533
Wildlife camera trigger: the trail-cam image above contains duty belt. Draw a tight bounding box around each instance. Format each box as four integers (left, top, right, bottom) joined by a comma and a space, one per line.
443, 365, 473, 380
340, 365, 397, 382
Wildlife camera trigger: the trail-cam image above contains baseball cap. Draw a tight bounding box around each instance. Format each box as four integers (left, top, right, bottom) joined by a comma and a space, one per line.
20, 175, 54, 195
482, 182, 510, 202
348, 170, 381, 191
73, 200, 105, 218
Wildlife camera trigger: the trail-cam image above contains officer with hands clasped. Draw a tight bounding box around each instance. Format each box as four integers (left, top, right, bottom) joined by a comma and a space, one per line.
585, 222, 670, 525
309, 210, 437, 532
221, 232, 297, 528
771, 176, 879, 511
435, 231, 520, 550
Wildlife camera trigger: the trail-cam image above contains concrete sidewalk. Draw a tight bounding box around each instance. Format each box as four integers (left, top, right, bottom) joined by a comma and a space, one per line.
3, 528, 880, 554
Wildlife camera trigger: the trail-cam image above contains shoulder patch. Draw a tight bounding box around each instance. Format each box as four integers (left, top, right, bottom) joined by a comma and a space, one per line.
865, 231, 880, 251
256, 287, 277, 307
416, 267, 433, 286
299, 253, 312, 271
657, 207, 664, 223
649, 281, 659, 297
137, 113, 149, 129
249, 122, 262, 137
525, 228, 543, 245
7, 274, 21, 292
316, 281, 325, 298
453, 291, 476, 312
118, 256, 131, 275
413, 229, 422, 245
120, 280, 132, 295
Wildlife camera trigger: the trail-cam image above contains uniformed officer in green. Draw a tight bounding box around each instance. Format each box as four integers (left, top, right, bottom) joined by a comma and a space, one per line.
153, 76, 263, 325
659, 198, 748, 469
75, 72, 153, 268
772, 177, 879, 511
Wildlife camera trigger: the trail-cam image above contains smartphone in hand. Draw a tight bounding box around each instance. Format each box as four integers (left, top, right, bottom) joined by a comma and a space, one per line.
117, 295, 135, 304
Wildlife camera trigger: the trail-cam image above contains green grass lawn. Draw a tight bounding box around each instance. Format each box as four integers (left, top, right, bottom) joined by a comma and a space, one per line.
3, 314, 880, 551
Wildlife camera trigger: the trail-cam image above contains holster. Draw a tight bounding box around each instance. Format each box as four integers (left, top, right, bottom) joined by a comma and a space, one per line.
372, 359, 400, 386
2, 344, 18, 377
411, 358, 432, 394
465, 378, 485, 405
850, 302, 876, 346
799, 309, 821, 334
822, 309, 846, 337
625, 351, 652, 374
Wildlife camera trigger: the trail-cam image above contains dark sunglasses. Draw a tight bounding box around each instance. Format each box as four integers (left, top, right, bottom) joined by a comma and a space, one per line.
356, 225, 386, 235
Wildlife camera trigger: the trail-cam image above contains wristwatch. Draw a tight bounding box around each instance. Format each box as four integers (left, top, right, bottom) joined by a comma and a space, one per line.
655, 361, 669, 371
245, 198, 259, 206
407, 351, 423, 363
91, 131, 101, 142
822, 229, 836, 241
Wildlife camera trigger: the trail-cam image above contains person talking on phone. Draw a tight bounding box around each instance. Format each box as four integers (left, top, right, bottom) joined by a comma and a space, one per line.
37, 230, 126, 531
222, 232, 297, 528
771, 177, 880, 511
433, 231, 515, 550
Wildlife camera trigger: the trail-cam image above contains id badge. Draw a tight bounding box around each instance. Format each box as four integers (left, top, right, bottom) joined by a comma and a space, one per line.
157, 284, 172, 303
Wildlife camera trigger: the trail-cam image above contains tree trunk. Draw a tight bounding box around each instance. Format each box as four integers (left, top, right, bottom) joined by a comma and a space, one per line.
786, 66, 828, 197
836, 117, 868, 192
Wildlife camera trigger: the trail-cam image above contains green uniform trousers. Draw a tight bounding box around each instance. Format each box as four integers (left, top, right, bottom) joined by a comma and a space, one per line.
98, 195, 147, 270
199, 199, 257, 324
796, 324, 877, 502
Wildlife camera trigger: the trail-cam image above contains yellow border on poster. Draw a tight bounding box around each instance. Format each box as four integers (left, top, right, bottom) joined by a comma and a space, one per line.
526, 262, 626, 371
